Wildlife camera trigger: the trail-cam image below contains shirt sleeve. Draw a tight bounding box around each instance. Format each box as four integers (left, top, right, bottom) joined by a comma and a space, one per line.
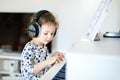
21, 43, 35, 79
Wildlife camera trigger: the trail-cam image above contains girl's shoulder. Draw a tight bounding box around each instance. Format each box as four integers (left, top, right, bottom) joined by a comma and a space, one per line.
25, 41, 37, 47
23, 41, 38, 51
23, 41, 46, 52
21, 42, 36, 59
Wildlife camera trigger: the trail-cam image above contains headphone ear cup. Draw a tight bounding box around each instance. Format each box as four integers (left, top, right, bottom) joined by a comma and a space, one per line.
28, 22, 40, 37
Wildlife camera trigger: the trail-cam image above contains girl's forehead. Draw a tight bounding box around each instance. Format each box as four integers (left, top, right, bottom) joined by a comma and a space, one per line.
41, 23, 56, 31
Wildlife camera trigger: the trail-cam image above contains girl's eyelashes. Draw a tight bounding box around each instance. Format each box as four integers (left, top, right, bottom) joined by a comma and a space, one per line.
44, 32, 54, 36
44, 33, 48, 35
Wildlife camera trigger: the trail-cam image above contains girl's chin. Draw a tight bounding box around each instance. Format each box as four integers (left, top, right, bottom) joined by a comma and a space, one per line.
43, 42, 48, 45
44, 42, 50, 45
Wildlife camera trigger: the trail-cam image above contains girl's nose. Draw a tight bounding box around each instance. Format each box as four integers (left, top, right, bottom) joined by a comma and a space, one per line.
48, 34, 52, 39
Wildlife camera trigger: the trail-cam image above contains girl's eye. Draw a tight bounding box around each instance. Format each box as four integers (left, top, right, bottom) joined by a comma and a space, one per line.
51, 33, 54, 36
44, 33, 48, 35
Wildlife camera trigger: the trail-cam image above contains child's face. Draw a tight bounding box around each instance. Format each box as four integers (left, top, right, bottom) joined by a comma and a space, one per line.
37, 23, 56, 45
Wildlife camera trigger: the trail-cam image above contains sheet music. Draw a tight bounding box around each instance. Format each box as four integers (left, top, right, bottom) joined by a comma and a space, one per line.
86, 0, 112, 41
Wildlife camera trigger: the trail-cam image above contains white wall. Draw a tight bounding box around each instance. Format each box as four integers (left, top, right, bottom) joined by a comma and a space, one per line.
0, 0, 119, 53
100, 0, 120, 32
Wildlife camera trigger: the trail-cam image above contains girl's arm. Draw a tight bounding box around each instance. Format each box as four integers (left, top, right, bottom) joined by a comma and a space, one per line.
33, 51, 64, 75
33, 56, 57, 75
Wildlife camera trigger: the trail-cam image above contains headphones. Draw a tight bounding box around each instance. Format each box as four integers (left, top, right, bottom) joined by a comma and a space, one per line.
28, 10, 50, 37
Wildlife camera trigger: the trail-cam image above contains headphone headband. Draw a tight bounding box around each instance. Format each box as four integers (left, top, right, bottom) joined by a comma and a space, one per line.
33, 10, 49, 22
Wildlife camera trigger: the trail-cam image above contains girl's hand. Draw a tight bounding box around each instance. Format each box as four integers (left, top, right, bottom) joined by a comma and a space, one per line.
53, 51, 64, 63
46, 51, 64, 66
45, 56, 58, 66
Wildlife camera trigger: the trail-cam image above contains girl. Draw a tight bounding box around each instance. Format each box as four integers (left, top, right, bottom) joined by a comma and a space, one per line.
21, 10, 64, 80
